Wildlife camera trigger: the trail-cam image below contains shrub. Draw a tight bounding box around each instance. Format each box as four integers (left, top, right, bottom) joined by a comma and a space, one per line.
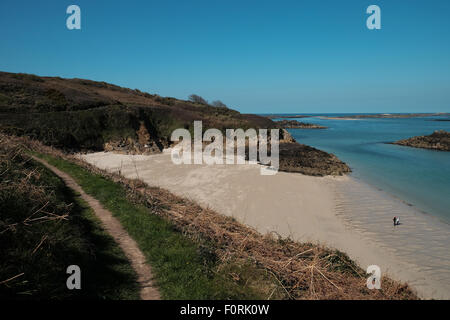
188, 94, 208, 105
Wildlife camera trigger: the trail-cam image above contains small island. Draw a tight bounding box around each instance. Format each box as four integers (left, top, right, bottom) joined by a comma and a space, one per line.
392, 130, 450, 151
324, 113, 450, 120
266, 115, 310, 119
275, 119, 327, 129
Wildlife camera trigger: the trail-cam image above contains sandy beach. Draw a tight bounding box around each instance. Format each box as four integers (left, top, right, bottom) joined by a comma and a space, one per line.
80, 151, 450, 299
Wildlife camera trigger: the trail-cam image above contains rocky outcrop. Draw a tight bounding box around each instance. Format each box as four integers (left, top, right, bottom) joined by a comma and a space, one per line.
266, 115, 310, 119
104, 123, 165, 155
275, 120, 327, 129
392, 130, 450, 151
104, 138, 162, 155
279, 129, 296, 143
324, 113, 450, 119
278, 143, 351, 176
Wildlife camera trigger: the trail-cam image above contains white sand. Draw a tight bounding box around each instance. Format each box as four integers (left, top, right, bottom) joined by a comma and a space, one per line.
80, 151, 450, 299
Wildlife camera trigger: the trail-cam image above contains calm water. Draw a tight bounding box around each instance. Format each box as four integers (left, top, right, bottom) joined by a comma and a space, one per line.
276, 114, 450, 223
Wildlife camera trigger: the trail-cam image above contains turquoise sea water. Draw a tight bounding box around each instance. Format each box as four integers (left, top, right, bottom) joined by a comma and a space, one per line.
276, 114, 450, 223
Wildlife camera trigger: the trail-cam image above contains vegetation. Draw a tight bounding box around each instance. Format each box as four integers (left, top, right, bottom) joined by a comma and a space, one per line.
0, 71, 274, 152
188, 94, 209, 105
32, 151, 279, 299
0, 135, 140, 299
188, 95, 229, 109
211, 100, 228, 108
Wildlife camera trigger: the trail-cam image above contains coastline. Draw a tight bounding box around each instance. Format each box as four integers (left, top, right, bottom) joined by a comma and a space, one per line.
80, 151, 450, 299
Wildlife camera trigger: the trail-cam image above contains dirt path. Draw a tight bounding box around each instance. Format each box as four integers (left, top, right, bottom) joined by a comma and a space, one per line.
32, 156, 161, 300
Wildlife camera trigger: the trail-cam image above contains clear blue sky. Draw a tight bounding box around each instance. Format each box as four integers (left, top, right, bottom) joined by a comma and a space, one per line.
1, 0, 449, 113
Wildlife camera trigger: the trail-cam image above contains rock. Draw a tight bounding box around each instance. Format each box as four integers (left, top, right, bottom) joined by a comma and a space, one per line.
392, 130, 450, 151
277, 143, 351, 176
275, 119, 327, 129
280, 129, 296, 143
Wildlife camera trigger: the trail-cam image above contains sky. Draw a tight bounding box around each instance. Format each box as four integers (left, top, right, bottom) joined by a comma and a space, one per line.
1, 0, 450, 113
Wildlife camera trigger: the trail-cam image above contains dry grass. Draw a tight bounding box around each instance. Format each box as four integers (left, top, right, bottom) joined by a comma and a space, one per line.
14, 134, 418, 300
0, 135, 69, 238
1, 134, 141, 299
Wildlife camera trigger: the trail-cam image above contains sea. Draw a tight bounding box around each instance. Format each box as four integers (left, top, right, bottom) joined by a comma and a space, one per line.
272, 114, 450, 224
271, 113, 450, 298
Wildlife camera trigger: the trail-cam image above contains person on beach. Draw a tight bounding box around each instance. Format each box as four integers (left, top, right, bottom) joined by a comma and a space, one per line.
393, 216, 400, 226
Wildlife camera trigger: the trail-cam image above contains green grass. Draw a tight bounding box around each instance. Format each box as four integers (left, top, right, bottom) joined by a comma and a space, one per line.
34, 153, 270, 299
56, 194, 141, 300
0, 151, 140, 299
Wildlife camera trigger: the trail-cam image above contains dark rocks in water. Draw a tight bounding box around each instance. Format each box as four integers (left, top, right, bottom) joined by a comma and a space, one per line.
278, 143, 351, 176
266, 115, 310, 119
324, 113, 450, 119
392, 130, 450, 151
275, 119, 327, 129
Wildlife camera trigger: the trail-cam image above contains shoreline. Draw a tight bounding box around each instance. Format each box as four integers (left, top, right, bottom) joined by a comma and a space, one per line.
331, 176, 450, 299
80, 151, 450, 299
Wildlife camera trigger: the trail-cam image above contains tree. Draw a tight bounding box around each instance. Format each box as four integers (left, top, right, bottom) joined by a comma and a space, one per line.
188, 94, 208, 105
211, 100, 227, 108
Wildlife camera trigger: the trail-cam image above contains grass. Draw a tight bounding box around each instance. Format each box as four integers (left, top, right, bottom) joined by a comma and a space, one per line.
55, 195, 141, 299
0, 142, 140, 299
34, 152, 273, 299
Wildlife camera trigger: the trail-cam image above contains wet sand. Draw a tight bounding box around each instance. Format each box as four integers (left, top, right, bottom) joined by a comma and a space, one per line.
80, 151, 450, 299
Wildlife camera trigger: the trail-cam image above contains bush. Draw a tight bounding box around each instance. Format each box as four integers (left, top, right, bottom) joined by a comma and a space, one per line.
188, 94, 208, 105
211, 100, 227, 108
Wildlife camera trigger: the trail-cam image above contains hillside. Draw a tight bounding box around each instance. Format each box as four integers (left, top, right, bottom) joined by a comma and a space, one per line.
0, 71, 350, 175
0, 71, 274, 150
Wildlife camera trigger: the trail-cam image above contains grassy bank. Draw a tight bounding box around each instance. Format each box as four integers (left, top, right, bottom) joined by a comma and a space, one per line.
0, 139, 140, 299
33, 152, 277, 299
